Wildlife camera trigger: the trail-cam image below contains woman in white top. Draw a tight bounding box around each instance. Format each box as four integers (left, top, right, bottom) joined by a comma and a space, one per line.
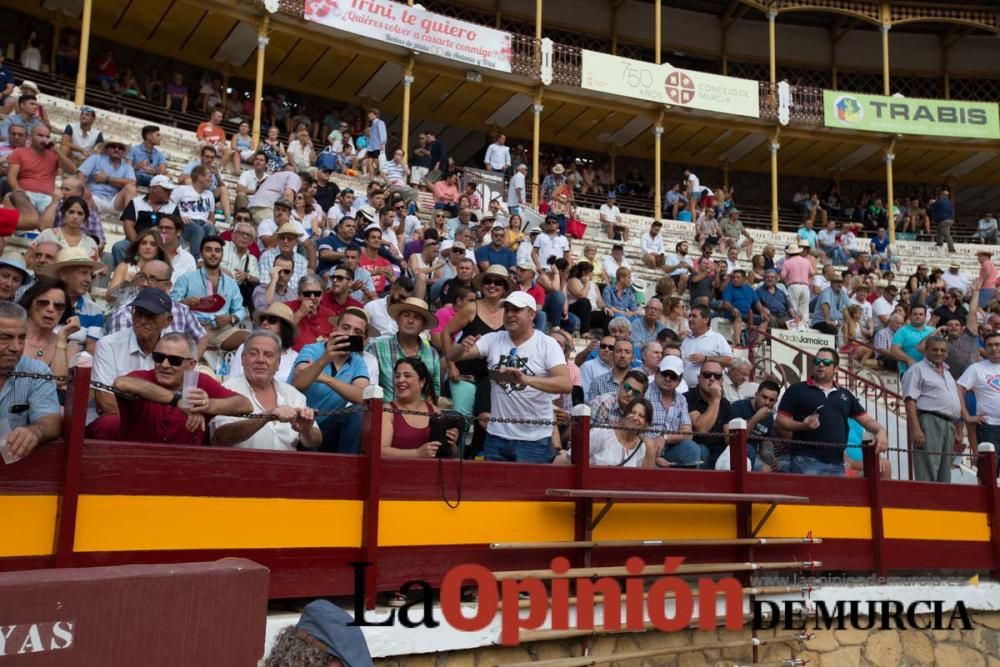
662, 297, 690, 338
287, 130, 316, 172
556, 397, 656, 468
37, 197, 100, 261
291, 191, 324, 240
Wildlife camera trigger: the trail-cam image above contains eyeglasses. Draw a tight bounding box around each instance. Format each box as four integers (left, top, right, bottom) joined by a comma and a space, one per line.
813, 358, 835, 367
140, 273, 170, 283
301, 290, 323, 298
600, 344, 615, 351
701, 371, 723, 380
482, 278, 507, 288
621, 383, 642, 398
152, 351, 192, 367
34, 299, 67, 311
260, 315, 283, 325
331, 275, 349, 282
659, 371, 679, 381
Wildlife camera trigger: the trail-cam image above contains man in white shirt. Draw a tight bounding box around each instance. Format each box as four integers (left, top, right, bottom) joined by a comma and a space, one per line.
364, 277, 414, 336
640, 220, 666, 268
248, 165, 301, 225
680, 304, 734, 387
602, 244, 630, 285
484, 133, 511, 173
958, 331, 1000, 454
170, 165, 216, 260
236, 152, 268, 210
871, 283, 897, 329
507, 164, 527, 217
941, 262, 970, 295
599, 192, 626, 242
212, 331, 321, 451
531, 215, 570, 271
665, 241, 694, 293
447, 290, 571, 462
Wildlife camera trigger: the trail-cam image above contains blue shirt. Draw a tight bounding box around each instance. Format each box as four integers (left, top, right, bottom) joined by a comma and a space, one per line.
126, 143, 167, 176
891, 324, 935, 375
811, 287, 850, 325
929, 198, 954, 223
292, 344, 369, 423
171, 268, 247, 325
317, 235, 361, 276
78, 154, 136, 200
0, 66, 13, 93
0, 114, 41, 142
870, 235, 890, 255
630, 317, 665, 348
797, 227, 818, 248
602, 284, 638, 315
721, 283, 758, 317
369, 118, 387, 151
0, 358, 60, 432
475, 244, 516, 271
756, 285, 790, 315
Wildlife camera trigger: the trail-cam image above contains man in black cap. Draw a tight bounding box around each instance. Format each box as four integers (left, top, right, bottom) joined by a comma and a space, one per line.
264, 600, 372, 667
90, 287, 176, 439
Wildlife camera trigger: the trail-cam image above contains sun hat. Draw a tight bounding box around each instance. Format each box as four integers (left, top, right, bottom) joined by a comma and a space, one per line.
552, 164, 565, 175
37, 247, 103, 276
254, 302, 298, 333
473, 264, 515, 292
387, 297, 438, 330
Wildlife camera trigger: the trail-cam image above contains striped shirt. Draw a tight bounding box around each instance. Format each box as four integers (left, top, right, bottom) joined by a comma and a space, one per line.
70, 294, 104, 344
0, 358, 60, 431
645, 386, 692, 436
257, 249, 309, 286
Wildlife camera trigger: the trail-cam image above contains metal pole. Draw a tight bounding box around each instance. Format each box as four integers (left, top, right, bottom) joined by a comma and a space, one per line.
531, 94, 543, 207
885, 142, 896, 244
769, 132, 780, 234
535, 0, 542, 41
767, 10, 777, 86
655, 0, 661, 64
653, 122, 663, 221
401, 58, 414, 158
880, 3, 891, 95
251, 16, 269, 149
74, 0, 93, 106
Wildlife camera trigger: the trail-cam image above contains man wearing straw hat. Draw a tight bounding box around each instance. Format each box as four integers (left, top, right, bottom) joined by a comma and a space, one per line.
366, 297, 440, 403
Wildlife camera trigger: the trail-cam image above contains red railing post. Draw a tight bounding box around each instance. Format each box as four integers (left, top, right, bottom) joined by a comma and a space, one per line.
359, 386, 384, 610
862, 443, 887, 578
54, 364, 92, 567
975, 443, 1000, 579
570, 404, 592, 567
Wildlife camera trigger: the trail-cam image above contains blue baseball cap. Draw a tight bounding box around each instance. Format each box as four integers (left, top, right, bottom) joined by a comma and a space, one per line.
296, 601, 373, 667
131, 287, 172, 315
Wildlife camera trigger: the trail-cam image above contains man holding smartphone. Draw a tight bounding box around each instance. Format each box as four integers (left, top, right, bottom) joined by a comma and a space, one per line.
447, 291, 572, 463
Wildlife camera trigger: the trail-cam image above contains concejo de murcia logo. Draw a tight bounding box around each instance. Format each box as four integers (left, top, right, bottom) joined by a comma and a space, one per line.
348, 558, 974, 645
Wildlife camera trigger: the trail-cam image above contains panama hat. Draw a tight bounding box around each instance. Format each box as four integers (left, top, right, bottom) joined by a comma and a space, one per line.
473, 264, 515, 292
254, 302, 298, 334
37, 247, 103, 276
784, 245, 802, 255
551, 164, 565, 175
387, 297, 438, 330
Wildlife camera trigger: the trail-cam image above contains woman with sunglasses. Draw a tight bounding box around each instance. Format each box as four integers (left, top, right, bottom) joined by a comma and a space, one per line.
441, 265, 514, 418
36, 197, 100, 262
18, 278, 81, 387
107, 228, 167, 309
381, 357, 460, 458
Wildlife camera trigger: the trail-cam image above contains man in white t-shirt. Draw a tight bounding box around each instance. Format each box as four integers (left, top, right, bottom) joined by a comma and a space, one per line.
958, 331, 1000, 454
507, 164, 527, 216
602, 244, 630, 285
170, 165, 216, 259
665, 241, 694, 293
531, 215, 570, 271
599, 192, 626, 241
871, 283, 897, 329
640, 220, 666, 268
448, 290, 571, 463
680, 304, 734, 387
248, 166, 302, 225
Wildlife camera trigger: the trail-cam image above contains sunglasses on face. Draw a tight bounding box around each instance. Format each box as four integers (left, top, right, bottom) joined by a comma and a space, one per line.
621, 383, 642, 398
260, 315, 283, 325
277, 269, 292, 276
301, 290, 323, 298
152, 351, 191, 367
35, 299, 67, 311
600, 344, 615, 351
813, 358, 835, 367
482, 278, 506, 288
659, 371, 679, 381
234, 216, 252, 222
331, 275, 349, 282
701, 371, 723, 380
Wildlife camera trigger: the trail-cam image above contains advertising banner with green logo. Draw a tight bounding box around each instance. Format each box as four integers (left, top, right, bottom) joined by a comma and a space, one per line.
823, 91, 1000, 140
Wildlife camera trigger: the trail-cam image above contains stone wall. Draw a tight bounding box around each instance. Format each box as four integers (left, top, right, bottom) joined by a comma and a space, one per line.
375, 611, 1000, 667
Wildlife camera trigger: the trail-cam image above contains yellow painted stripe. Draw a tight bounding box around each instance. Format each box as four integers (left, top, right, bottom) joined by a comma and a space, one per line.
74, 495, 364, 552
0, 495, 59, 557
592, 503, 737, 540
883, 508, 990, 542
378, 500, 576, 546
753, 505, 873, 540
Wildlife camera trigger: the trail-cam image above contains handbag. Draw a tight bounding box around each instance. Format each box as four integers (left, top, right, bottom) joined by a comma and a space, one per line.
565, 218, 587, 240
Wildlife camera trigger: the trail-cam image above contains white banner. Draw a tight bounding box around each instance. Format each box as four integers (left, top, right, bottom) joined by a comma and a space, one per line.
305, 0, 513, 73
581, 50, 759, 118
769, 328, 835, 383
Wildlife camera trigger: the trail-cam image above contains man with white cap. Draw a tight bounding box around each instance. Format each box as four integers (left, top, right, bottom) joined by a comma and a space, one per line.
113, 174, 178, 266
645, 355, 707, 468
448, 290, 572, 462
507, 163, 528, 217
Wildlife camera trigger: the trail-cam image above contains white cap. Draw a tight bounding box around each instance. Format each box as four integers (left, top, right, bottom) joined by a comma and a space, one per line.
658, 356, 684, 375
501, 291, 538, 312
149, 175, 176, 190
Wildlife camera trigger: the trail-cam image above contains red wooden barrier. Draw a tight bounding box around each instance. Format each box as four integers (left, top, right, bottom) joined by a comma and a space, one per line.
54, 365, 91, 568
977, 443, 1000, 579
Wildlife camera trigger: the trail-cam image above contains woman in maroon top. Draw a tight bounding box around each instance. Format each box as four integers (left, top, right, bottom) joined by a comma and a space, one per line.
381, 358, 459, 457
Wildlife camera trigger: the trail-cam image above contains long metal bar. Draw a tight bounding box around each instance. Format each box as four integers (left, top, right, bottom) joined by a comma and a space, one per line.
493, 560, 821, 582
251, 16, 269, 148
491, 537, 821, 550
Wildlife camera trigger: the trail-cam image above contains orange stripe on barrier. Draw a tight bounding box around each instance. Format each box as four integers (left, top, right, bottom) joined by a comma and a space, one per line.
0, 495, 59, 557
882, 508, 990, 542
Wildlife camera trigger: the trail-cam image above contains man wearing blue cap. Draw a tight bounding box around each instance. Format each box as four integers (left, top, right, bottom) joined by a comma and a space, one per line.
265, 600, 373, 667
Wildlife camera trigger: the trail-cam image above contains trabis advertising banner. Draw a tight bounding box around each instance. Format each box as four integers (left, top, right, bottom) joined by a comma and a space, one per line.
304, 0, 513, 73
824, 91, 1000, 140
580, 50, 760, 119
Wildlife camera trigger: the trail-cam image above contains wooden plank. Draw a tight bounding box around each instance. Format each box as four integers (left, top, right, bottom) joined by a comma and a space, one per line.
491, 537, 822, 550
545, 489, 810, 504
492, 559, 821, 581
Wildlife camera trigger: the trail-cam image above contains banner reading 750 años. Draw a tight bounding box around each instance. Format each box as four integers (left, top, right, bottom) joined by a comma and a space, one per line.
304, 0, 513, 73
823, 91, 1000, 140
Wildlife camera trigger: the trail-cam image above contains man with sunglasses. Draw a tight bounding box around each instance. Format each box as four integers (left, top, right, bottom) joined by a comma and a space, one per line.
776, 347, 888, 476
322, 266, 363, 320
114, 333, 252, 446
106, 260, 209, 359
684, 360, 733, 468
589, 369, 648, 424
647, 355, 705, 468
77, 139, 136, 216
313, 164, 341, 213
579, 334, 616, 399
91, 287, 176, 439
253, 256, 297, 312
586, 339, 637, 404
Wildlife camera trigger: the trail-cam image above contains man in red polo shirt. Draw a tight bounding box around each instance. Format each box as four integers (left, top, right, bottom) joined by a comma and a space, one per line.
113, 332, 252, 445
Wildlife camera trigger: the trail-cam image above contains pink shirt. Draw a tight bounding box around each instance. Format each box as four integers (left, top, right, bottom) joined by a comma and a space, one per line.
781, 255, 812, 285
980, 259, 997, 290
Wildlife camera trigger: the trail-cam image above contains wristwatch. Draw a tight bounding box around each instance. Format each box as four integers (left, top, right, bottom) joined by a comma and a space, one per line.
170, 391, 182, 408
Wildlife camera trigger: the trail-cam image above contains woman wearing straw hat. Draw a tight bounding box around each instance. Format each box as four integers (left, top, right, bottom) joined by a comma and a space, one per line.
441, 265, 514, 424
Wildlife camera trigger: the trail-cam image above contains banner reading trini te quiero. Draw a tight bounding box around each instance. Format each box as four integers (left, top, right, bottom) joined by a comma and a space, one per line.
823, 91, 1000, 140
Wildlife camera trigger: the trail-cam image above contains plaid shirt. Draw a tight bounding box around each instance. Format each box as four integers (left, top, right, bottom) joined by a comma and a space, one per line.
589, 392, 624, 426
365, 335, 440, 403
107, 298, 207, 342
53, 197, 106, 244
586, 370, 623, 404
257, 249, 309, 286
645, 385, 691, 436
